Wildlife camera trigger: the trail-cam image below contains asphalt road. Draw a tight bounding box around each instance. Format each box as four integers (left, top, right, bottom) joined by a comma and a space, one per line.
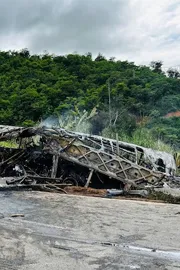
0, 191, 180, 270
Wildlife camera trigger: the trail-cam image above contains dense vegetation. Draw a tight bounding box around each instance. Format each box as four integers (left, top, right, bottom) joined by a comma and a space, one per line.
0, 49, 180, 150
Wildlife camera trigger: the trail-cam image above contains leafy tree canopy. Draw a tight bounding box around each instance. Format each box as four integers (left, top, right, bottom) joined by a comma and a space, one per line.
0, 50, 179, 149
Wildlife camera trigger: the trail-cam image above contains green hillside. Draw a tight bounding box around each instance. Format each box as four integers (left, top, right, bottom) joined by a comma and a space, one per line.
0, 49, 179, 149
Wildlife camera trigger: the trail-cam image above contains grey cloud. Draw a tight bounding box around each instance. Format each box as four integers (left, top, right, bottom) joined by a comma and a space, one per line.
29, 0, 130, 55
2, 0, 179, 67
0, 0, 53, 34
0, 0, 130, 56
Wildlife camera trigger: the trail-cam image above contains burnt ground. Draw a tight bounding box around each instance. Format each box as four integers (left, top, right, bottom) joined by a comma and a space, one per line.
0, 191, 180, 270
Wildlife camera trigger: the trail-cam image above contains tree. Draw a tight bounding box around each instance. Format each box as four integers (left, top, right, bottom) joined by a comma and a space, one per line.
95, 53, 106, 62
150, 61, 163, 74
167, 68, 180, 79
0, 50, 179, 148
19, 48, 30, 58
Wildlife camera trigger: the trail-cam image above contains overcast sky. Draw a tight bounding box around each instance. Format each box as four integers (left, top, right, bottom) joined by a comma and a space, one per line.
0, 0, 180, 67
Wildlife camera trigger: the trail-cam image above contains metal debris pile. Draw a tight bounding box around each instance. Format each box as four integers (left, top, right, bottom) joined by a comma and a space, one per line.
0, 125, 180, 197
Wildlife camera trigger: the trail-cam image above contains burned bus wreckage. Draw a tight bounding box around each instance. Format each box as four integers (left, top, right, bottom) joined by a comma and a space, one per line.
0, 125, 179, 196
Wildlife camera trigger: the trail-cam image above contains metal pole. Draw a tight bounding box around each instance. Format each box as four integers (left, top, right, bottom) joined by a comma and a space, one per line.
116, 133, 120, 156
108, 79, 112, 128
85, 169, 94, 188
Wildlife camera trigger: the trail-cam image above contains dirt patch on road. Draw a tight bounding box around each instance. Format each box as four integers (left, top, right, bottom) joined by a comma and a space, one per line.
64, 186, 107, 197
65, 187, 180, 204
5, 186, 180, 204
64, 187, 165, 203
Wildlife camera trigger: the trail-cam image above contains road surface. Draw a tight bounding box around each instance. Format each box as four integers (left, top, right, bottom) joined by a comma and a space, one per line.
0, 191, 180, 269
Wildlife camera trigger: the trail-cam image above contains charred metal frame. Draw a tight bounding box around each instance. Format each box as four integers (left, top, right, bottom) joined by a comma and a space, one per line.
0, 125, 178, 193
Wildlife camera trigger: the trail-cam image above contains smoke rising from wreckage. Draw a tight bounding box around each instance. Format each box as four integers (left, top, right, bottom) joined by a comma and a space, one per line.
0, 125, 179, 197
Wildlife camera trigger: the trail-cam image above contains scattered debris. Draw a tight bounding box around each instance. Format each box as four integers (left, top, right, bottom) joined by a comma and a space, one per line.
0, 125, 180, 198
10, 214, 24, 218
107, 189, 124, 196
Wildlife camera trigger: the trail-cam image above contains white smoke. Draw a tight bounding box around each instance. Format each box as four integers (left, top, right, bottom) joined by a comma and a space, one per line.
39, 107, 97, 134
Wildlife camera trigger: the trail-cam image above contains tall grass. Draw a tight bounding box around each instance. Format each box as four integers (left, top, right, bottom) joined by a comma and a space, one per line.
0, 140, 18, 148
102, 127, 174, 153
123, 128, 174, 152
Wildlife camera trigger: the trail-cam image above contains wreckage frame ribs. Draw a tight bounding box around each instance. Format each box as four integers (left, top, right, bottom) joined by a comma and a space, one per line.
0, 126, 167, 191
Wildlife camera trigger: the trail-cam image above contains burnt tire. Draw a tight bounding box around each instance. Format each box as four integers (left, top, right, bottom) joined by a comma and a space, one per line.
63, 177, 78, 186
